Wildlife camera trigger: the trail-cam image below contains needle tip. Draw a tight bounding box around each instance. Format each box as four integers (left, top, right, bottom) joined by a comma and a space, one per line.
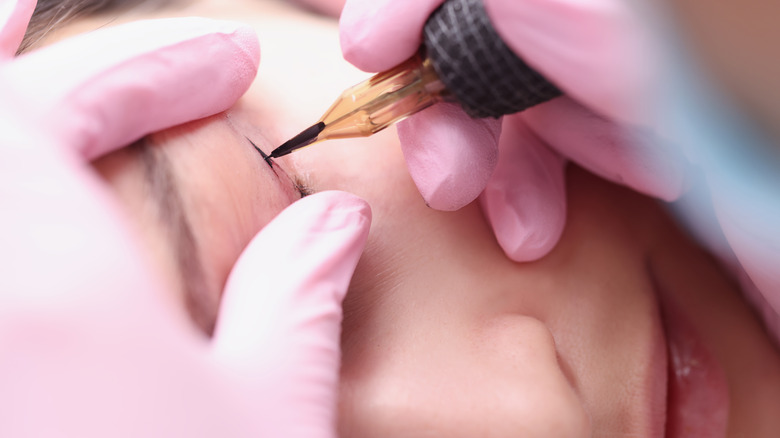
269, 122, 326, 158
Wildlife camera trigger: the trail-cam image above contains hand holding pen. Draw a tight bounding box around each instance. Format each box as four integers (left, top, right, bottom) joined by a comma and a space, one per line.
297, 0, 686, 262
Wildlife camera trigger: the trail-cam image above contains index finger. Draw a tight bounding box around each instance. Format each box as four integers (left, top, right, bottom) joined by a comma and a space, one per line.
0, 17, 260, 160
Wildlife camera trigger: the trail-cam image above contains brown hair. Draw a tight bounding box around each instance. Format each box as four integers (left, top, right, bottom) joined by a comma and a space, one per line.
18, 0, 175, 54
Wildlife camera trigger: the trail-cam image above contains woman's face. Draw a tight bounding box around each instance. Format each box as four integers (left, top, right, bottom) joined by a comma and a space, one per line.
47, 0, 780, 436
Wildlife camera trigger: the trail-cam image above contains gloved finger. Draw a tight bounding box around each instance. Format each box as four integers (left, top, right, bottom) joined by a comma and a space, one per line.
0, 103, 173, 322
523, 97, 687, 202
398, 102, 502, 211
212, 191, 370, 436
479, 116, 567, 262
0, 0, 34, 59
340, 0, 443, 72
483, 0, 654, 125
0, 17, 259, 161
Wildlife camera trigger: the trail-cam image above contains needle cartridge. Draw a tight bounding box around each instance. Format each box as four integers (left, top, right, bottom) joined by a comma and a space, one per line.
269, 54, 445, 158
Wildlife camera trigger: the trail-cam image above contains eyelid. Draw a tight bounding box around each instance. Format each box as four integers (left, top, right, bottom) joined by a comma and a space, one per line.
246, 136, 313, 198
247, 138, 273, 167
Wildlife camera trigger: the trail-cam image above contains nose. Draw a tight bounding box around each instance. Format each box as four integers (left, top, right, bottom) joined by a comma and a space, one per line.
338, 315, 591, 437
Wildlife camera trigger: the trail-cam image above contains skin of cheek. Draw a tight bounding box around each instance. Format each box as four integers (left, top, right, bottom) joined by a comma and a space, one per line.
531, 168, 669, 436
296, 132, 591, 436
309, 118, 666, 435
326, 136, 668, 435
339, 313, 590, 437
650, 228, 780, 436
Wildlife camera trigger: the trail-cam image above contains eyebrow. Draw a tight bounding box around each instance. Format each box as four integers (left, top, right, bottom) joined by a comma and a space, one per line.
133, 137, 218, 336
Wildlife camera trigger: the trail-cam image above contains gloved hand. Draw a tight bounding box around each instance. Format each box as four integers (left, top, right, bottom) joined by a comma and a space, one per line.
0, 2, 370, 437
340, 0, 687, 261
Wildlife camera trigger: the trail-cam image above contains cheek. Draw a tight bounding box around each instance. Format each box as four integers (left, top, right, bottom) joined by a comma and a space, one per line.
338, 315, 590, 437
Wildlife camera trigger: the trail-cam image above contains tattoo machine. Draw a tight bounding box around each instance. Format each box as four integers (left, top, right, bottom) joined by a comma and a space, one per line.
269, 0, 562, 158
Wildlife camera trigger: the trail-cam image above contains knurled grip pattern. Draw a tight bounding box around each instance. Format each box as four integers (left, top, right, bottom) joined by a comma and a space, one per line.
423, 0, 562, 118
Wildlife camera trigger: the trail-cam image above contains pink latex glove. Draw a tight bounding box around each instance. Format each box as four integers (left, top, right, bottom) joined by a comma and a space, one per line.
0, 4, 370, 437
340, 0, 687, 261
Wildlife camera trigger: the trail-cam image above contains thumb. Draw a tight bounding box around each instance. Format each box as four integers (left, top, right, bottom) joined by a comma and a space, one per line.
0, 0, 34, 59
212, 191, 371, 436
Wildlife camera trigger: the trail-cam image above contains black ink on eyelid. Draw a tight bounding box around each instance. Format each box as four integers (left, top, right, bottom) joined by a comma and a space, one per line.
247, 136, 312, 198
247, 137, 273, 167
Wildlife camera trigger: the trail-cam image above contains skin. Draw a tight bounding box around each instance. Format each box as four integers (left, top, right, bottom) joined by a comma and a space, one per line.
40, 0, 780, 435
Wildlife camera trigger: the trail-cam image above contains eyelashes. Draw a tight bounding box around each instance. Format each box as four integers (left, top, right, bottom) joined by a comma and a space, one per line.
293, 176, 314, 198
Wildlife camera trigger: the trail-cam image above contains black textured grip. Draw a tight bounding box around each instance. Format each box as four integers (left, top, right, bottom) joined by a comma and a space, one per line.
423, 0, 561, 118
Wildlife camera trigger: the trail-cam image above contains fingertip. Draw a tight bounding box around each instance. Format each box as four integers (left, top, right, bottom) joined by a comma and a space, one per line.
479, 118, 567, 262
339, 0, 410, 71
339, 0, 444, 72
228, 21, 261, 78
481, 189, 566, 262
338, 0, 378, 70
173, 18, 260, 116
294, 190, 373, 234
292, 191, 373, 252
227, 190, 372, 304
398, 103, 501, 211
213, 191, 371, 362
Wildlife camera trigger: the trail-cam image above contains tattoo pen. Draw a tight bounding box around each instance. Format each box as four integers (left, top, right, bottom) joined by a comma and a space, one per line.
268, 0, 562, 159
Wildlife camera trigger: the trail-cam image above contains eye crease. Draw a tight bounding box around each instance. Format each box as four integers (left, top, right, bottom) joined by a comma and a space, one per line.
247, 138, 273, 167
247, 137, 313, 198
